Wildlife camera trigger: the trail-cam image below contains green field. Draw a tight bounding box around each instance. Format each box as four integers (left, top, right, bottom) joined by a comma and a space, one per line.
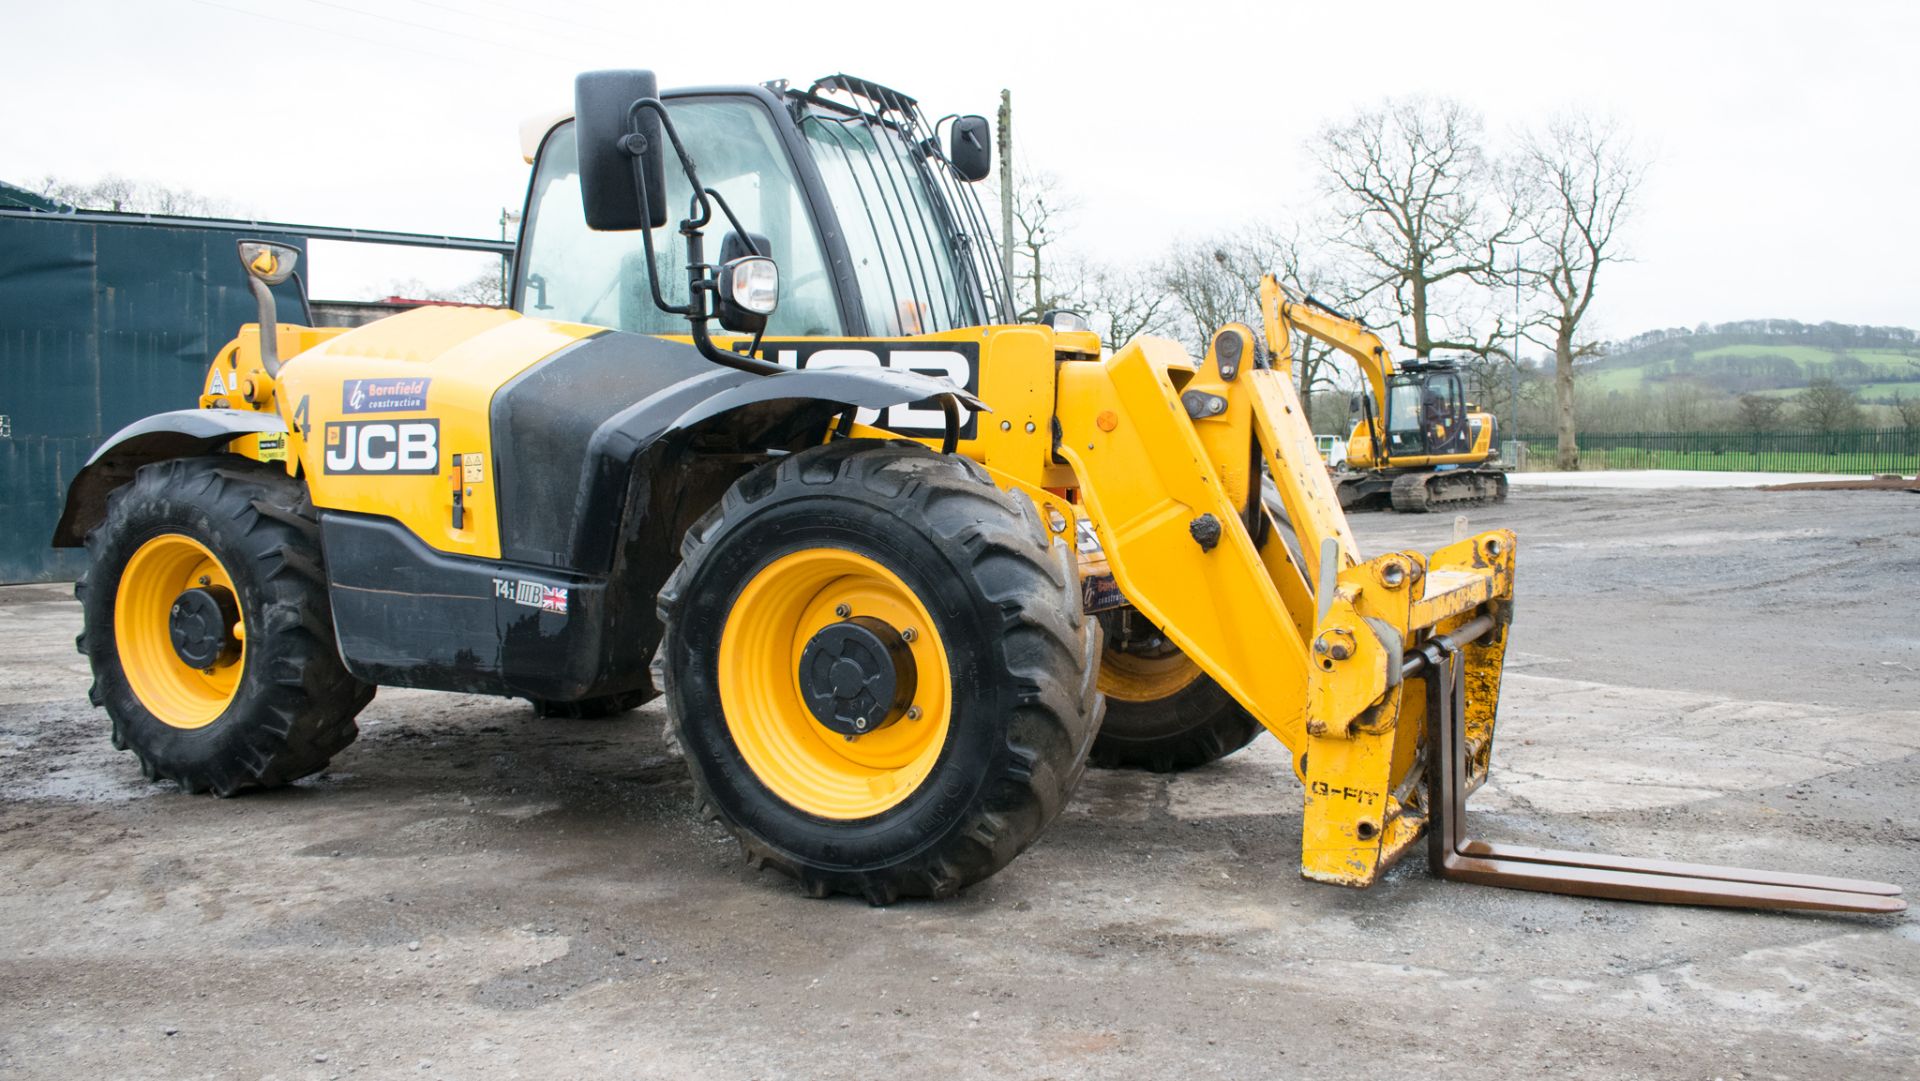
1586, 366, 1648, 392
1753, 380, 1920, 401
1586, 341, 1920, 396
1690, 343, 1840, 364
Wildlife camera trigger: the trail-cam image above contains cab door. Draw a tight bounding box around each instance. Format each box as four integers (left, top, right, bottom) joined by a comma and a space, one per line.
1421, 371, 1471, 456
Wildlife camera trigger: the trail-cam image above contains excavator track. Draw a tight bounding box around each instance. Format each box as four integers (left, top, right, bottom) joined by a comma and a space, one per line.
1388, 468, 1509, 513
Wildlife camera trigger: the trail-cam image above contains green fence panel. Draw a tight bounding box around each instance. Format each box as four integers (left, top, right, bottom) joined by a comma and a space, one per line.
1511, 429, 1920, 473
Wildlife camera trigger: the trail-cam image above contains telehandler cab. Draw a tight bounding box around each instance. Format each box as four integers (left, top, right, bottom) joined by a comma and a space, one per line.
52, 71, 1901, 913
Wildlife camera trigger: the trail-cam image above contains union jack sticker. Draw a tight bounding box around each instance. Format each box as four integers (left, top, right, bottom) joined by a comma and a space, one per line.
493, 577, 569, 615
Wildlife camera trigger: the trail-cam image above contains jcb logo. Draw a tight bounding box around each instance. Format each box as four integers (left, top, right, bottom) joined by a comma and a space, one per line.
323, 420, 440, 475
754, 341, 979, 438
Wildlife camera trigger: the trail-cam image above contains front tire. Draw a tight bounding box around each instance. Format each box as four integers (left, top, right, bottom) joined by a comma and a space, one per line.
76, 457, 371, 795
654, 440, 1102, 904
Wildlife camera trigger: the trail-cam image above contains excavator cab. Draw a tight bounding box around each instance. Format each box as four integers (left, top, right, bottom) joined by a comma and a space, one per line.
1383, 364, 1471, 458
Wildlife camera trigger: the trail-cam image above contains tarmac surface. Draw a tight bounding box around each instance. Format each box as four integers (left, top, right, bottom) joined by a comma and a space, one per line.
2, 485, 1916, 1079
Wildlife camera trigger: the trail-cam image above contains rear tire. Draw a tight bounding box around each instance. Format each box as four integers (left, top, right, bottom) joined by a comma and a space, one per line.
1090, 631, 1261, 773
655, 439, 1102, 903
76, 456, 371, 796
1089, 478, 1277, 773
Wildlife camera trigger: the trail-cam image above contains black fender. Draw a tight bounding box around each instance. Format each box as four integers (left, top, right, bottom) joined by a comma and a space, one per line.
489, 328, 987, 571
664, 365, 985, 435
51, 409, 289, 547
566, 365, 983, 572
588, 364, 983, 477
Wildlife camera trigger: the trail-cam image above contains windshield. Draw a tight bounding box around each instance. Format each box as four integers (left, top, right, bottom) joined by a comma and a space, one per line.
1386, 380, 1425, 433
800, 108, 982, 335
518, 103, 844, 336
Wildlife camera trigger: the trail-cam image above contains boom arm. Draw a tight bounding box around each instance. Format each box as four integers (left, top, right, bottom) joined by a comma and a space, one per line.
1046, 278, 1901, 911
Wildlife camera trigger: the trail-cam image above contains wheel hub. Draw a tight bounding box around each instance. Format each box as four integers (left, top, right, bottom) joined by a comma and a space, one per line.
798, 616, 916, 736
168, 586, 240, 670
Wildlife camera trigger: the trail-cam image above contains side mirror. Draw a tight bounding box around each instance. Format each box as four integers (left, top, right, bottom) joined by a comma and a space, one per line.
239, 240, 298, 286
949, 115, 992, 182
575, 69, 669, 231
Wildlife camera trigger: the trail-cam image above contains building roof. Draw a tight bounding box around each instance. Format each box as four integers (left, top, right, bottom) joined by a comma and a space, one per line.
0, 180, 72, 212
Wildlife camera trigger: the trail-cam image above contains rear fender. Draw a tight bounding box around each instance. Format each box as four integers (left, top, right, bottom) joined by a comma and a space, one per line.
50, 409, 290, 547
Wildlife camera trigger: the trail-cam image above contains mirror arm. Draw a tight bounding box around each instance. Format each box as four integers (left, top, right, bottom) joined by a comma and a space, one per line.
621, 97, 782, 377
701, 186, 761, 257
680, 210, 784, 377
246, 274, 282, 379
622, 106, 688, 318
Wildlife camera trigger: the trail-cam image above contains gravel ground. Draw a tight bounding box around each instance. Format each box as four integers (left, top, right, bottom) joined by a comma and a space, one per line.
2, 486, 1915, 1080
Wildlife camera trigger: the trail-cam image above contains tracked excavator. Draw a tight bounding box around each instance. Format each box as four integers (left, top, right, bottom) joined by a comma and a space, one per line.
1277, 291, 1509, 512
50, 70, 1900, 914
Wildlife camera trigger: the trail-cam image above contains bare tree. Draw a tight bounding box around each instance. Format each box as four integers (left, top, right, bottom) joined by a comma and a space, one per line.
37, 173, 235, 217
1736, 393, 1786, 431
1313, 97, 1514, 362
385, 272, 506, 306
1157, 224, 1362, 408
1891, 390, 1920, 430
1512, 114, 1645, 469
1659, 379, 1711, 431
1065, 259, 1178, 351
1156, 235, 1272, 353
1797, 378, 1862, 432
1000, 170, 1078, 322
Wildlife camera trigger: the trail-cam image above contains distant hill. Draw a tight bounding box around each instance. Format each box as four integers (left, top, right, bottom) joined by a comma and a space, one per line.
1587, 319, 1920, 403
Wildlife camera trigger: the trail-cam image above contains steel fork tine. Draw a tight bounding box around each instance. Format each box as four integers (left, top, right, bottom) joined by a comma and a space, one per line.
1419, 629, 1905, 915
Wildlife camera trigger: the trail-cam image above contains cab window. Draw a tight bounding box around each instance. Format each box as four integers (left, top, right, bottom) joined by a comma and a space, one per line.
518, 104, 844, 337
1386, 382, 1425, 433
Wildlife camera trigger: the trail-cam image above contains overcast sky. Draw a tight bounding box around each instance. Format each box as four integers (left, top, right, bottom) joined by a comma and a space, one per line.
6, 0, 1916, 341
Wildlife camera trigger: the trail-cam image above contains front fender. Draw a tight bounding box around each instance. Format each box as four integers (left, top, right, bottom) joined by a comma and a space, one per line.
50, 409, 288, 547
549, 365, 983, 573
664, 366, 986, 436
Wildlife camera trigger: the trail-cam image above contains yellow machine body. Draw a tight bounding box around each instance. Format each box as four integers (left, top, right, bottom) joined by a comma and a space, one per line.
193, 270, 1512, 888
1343, 405, 1498, 471
66, 68, 1890, 912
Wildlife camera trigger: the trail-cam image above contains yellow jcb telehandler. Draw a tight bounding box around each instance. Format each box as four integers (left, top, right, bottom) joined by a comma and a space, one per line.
51, 70, 1900, 913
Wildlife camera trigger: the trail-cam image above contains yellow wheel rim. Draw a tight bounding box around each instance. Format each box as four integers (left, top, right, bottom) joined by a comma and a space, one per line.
1098, 645, 1203, 704
113, 534, 245, 730
718, 548, 952, 820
